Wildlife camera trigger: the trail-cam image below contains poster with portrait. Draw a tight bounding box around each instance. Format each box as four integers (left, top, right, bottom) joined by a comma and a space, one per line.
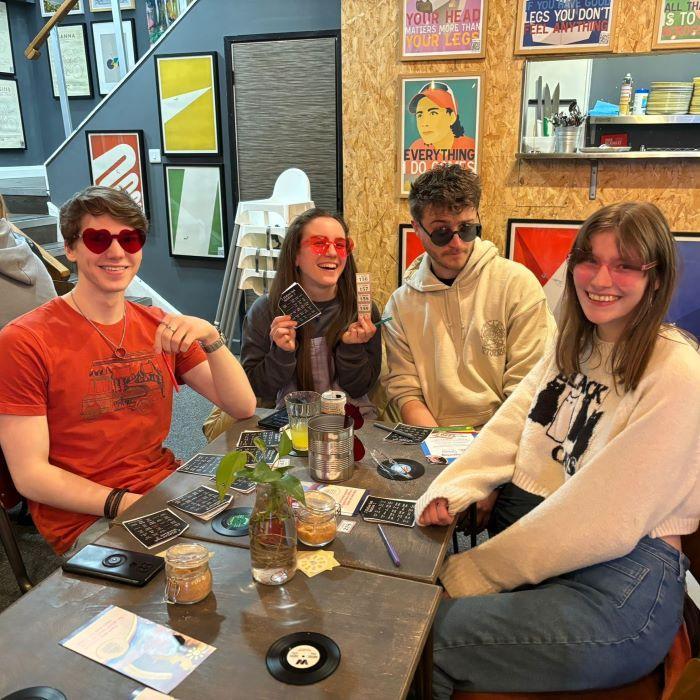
0, 2, 14, 75
506, 219, 581, 315
164, 164, 226, 259
91, 19, 137, 95
399, 74, 482, 197
652, 0, 700, 49
667, 234, 700, 336
398, 224, 427, 286
155, 52, 220, 156
514, 0, 617, 55
48, 24, 93, 98
89, 0, 135, 11
0, 78, 25, 149
40, 0, 83, 17
87, 131, 148, 215
401, 0, 487, 60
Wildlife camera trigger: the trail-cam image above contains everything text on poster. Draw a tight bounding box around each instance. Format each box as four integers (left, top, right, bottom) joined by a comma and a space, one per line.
399, 75, 482, 197
402, 0, 487, 60
515, 0, 617, 55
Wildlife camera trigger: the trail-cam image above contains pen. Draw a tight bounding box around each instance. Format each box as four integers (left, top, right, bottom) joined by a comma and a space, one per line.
162, 352, 180, 393
377, 524, 401, 567
373, 422, 418, 441
374, 316, 393, 328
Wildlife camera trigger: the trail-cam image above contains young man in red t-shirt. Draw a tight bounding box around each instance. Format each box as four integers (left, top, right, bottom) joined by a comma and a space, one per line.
0, 186, 256, 554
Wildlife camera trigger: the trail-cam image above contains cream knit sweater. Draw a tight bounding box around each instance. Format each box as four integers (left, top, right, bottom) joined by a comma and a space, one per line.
415, 330, 700, 598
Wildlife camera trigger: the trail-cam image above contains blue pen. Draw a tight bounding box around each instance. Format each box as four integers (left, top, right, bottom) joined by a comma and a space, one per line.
374, 316, 393, 328
377, 524, 401, 567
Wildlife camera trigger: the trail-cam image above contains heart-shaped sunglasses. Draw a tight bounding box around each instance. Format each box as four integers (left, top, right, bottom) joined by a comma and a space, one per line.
79, 228, 146, 254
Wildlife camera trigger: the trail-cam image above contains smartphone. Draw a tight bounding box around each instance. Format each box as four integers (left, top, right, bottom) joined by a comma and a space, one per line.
257, 408, 289, 430
62, 544, 164, 587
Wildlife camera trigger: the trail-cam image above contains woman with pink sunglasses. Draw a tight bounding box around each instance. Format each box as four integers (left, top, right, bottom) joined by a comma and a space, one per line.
239, 208, 381, 418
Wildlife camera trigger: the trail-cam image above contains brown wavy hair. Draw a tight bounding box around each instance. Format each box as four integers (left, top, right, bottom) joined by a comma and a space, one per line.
60, 186, 148, 248
269, 208, 358, 392
556, 202, 679, 391
408, 164, 482, 221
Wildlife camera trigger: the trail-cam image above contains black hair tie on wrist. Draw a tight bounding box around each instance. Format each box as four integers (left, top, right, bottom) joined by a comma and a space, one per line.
104, 488, 129, 520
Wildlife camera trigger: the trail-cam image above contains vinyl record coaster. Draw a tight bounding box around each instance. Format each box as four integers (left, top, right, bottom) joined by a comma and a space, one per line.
376, 458, 425, 481
3, 689, 67, 700
211, 507, 252, 537
266, 631, 340, 685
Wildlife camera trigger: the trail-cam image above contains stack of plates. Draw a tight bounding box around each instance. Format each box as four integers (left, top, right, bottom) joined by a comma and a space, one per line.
690, 77, 700, 115
646, 82, 693, 115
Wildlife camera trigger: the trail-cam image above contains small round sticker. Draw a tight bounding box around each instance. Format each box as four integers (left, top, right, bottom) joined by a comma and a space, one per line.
286, 644, 321, 669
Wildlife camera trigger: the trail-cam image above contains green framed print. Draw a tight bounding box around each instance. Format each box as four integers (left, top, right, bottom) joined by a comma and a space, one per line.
398, 74, 482, 197
164, 164, 227, 260
652, 0, 700, 49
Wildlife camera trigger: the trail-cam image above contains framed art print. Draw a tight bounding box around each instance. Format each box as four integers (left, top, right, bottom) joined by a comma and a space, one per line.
667, 234, 700, 337
89, 0, 135, 11
48, 24, 93, 98
91, 19, 137, 95
514, 0, 617, 55
506, 219, 581, 314
0, 2, 14, 75
164, 164, 226, 259
0, 78, 26, 149
155, 52, 221, 156
652, 0, 700, 49
87, 131, 148, 215
399, 74, 482, 197
398, 224, 426, 286
401, 0, 487, 60
40, 0, 83, 17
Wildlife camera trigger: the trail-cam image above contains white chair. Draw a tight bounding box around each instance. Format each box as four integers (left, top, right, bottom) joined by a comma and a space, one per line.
236, 227, 285, 250
237, 247, 280, 273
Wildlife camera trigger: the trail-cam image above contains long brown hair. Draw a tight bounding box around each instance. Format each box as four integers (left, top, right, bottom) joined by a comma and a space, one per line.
269, 208, 358, 391
556, 202, 679, 392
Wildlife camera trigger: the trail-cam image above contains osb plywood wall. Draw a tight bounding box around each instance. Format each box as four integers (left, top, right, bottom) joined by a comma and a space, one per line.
341, 0, 700, 307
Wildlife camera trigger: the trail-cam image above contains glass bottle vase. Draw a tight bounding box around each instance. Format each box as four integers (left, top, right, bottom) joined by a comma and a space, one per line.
249, 482, 297, 585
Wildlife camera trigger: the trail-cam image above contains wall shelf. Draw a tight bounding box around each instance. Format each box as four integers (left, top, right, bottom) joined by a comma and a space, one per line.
588, 115, 700, 125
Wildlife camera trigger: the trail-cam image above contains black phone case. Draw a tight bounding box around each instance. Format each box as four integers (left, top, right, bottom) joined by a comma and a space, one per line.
62, 544, 164, 587
257, 408, 289, 430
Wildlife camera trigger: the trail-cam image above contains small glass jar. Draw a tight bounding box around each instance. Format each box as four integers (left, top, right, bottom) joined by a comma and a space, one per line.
164, 543, 212, 605
295, 491, 340, 547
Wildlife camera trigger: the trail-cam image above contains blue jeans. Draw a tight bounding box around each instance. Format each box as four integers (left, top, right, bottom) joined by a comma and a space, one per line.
433, 535, 688, 697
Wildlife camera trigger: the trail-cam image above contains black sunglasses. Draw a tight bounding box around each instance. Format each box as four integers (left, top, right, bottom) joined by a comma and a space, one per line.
418, 220, 482, 247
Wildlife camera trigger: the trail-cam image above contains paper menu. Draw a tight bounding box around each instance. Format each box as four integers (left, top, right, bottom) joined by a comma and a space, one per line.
61, 605, 215, 694
421, 427, 478, 463
318, 484, 367, 516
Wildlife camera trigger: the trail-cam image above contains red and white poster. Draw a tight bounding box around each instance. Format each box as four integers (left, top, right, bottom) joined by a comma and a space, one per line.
398, 223, 426, 286
86, 130, 148, 214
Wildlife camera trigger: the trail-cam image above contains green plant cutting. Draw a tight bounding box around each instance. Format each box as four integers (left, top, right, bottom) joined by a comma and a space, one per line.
215, 431, 306, 505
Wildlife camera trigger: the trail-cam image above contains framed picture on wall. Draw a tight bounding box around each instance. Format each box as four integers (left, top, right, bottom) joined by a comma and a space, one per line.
155, 52, 221, 156
506, 219, 581, 314
0, 2, 15, 75
514, 0, 617, 55
40, 0, 83, 17
164, 164, 226, 259
0, 78, 26, 149
652, 1, 700, 49
398, 223, 426, 286
91, 19, 137, 95
667, 234, 700, 337
401, 0, 487, 60
398, 74, 482, 198
89, 0, 136, 11
48, 24, 93, 99
86, 131, 148, 215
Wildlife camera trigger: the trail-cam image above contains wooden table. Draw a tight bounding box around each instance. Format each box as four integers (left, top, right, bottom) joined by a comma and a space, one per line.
0, 526, 441, 699
114, 411, 455, 584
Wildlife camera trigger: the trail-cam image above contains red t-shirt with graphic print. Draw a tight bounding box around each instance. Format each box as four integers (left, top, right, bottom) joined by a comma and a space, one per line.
0, 297, 206, 554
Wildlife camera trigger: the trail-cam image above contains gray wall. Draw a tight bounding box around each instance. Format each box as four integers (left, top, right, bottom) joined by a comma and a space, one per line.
44, 0, 341, 319
1, 0, 146, 167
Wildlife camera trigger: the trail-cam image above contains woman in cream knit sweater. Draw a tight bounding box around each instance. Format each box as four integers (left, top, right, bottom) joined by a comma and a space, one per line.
417, 202, 699, 696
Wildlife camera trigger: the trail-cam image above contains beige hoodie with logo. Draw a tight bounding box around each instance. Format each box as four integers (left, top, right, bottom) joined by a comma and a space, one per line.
383, 237, 556, 427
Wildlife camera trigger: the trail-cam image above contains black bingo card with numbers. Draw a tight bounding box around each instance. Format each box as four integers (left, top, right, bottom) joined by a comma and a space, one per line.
176, 453, 222, 476
359, 496, 417, 528
237, 430, 280, 449
278, 282, 321, 327
122, 508, 189, 549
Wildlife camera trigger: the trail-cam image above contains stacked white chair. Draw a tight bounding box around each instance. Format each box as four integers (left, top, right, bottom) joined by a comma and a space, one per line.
215, 168, 314, 347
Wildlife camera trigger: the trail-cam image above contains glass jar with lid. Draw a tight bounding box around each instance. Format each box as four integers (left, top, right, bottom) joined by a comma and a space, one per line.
295, 491, 340, 547
164, 542, 213, 604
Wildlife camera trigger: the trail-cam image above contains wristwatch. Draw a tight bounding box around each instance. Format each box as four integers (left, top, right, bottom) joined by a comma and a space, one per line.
200, 330, 227, 353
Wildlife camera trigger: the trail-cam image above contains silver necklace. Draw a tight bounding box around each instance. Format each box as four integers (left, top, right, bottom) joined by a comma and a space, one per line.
71, 292, 128, 359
